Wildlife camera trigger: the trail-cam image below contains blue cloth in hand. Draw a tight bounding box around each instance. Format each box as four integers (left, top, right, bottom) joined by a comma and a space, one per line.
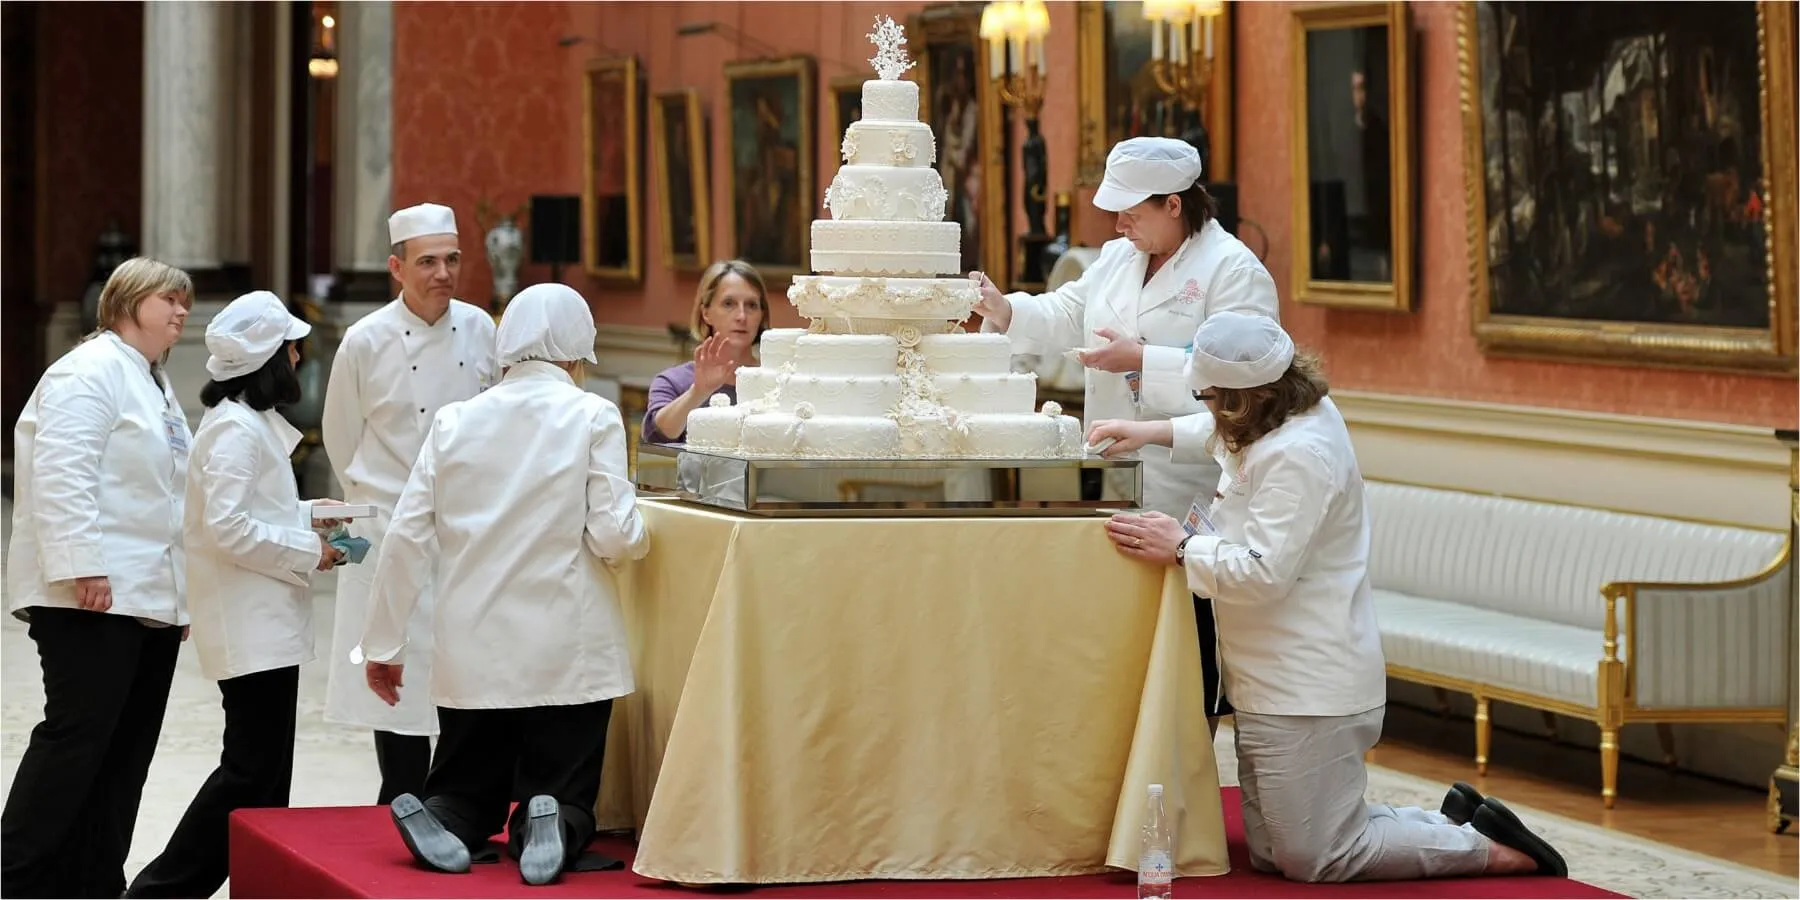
327, 526, 371, 565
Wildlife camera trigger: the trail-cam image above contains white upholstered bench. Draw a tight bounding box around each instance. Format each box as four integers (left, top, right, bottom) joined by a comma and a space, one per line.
1364, 481, 1793, 807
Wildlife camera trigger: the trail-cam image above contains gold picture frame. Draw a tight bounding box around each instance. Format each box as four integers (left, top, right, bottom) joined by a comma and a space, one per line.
649, 89, 711, 273
913, 3, 1010, 286
582, 55, 643, 284
1460, 1, 1797, 372
1290, 2, 1415, 312
721, 55, 816, 281
826, 74, 866, 184
1076, 1, 1236, 186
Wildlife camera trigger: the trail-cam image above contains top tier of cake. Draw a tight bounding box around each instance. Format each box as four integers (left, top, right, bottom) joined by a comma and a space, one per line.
861, 79, 919, 123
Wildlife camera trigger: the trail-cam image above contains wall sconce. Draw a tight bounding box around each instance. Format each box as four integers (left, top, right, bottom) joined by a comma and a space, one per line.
981, 0, 1052, 282
1144, 0, 1222, 107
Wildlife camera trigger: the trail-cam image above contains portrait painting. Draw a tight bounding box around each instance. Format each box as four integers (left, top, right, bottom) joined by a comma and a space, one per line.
827, 74, 865, 181
1077, 2, 1235, 185
651, 89, 710, 272
914, 5, 1009, 286
722, 56, 815, 278
1462, 1, 1796, 370
1291, 2, 1414, 311
583, 55, 642, 283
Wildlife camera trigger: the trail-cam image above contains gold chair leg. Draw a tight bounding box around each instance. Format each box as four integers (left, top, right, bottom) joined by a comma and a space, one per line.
1600, 727, 1620, 808
1474, 696, 1491, 776
1655, 723, 1678, 771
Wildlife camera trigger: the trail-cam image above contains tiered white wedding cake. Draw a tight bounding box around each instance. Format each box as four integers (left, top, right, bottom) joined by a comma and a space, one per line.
686, 16, 1083, 460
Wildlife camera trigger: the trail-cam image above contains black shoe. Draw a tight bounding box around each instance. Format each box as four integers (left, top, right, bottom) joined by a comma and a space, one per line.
1472, 798, 1568, 877
517, 794, 567, 886
1440, 782, 1485, 825
390, 793, 472, 874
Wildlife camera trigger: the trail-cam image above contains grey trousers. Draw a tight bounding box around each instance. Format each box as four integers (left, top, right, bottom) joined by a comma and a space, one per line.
1233, 706, 1491, 883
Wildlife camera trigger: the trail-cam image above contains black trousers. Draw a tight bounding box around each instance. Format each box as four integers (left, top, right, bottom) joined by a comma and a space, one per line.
421, 700, 613, 866
374, 730, 432, 805
125, 665, 300, 899
0, 608, 181, 899
1195, 594, 1234, 718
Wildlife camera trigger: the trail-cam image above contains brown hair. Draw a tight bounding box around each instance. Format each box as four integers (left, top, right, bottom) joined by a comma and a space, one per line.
1207, 350, 1330, 455
688, 259, 769, 342
93, 257, 193, 335
1145, 182, 1217, 236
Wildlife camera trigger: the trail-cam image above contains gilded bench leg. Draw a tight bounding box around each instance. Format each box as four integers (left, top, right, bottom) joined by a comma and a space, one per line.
1600, 727, 1620, 809
1474, 696, 1491, 776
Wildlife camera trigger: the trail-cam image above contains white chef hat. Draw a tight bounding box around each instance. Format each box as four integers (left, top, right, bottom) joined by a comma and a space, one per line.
206, 291, 312, 381
388, 202, 458, 245
497, 283, 599, 367
1184, 311, 1295, 392
1093, 137, 1204, 213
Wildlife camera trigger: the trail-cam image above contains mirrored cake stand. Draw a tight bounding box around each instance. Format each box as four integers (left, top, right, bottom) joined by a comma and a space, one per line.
635, 443, 1144, 518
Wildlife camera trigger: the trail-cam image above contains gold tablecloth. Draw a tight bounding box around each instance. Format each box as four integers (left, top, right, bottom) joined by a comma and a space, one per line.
596, 499, 1228, 884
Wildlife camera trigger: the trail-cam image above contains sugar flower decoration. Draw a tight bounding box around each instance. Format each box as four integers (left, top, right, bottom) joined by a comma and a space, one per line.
1040, 401, 1063, 417
867, 16, 916, 81
709, 393, 733, 408
794, 401, 817, 420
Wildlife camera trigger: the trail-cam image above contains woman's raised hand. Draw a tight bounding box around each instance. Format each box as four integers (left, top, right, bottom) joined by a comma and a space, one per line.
692, 334, 741, 397
969, 271, 1012, 331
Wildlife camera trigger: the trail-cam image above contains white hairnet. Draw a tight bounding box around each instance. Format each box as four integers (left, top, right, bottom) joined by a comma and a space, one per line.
496, 283, 599, 367
1184, 311, 1295, 392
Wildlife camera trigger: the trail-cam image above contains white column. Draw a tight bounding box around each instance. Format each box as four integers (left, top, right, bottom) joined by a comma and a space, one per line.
141, 0, 228, 272
334, 0, 394, 289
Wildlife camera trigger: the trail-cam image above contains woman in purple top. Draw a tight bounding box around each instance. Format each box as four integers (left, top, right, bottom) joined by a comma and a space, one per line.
643, 260, 768, 443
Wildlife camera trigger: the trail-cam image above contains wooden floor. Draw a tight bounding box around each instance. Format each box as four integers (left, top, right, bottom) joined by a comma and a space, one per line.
1365, 703, 1798, 876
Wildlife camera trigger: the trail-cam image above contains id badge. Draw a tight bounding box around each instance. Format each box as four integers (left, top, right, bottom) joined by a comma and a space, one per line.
1183, 497, 1219, 537
1124, 370, 1143, 406
162, 410, 190, 454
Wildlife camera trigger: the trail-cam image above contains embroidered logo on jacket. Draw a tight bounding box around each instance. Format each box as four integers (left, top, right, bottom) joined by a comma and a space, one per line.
1172, 278, 1206, 305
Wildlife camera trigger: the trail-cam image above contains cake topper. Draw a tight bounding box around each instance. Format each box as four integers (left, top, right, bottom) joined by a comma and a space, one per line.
866, 15, 915, 81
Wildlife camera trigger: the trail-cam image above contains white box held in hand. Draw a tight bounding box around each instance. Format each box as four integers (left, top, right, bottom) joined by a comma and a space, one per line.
312, 504, 377, 521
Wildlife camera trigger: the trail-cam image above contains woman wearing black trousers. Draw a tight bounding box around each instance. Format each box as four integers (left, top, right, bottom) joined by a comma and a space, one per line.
124, 291, 353, 898
2, 258, 196, 899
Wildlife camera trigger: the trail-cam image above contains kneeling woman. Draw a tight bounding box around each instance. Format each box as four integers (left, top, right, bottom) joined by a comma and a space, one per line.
358, 283, 650, 886
128, 291, 349, 898
1089, 312, 1565, 884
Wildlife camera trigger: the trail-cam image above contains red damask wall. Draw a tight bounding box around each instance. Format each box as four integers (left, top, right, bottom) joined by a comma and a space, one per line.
42, 2, 143, 308
393, 1, 1796, 428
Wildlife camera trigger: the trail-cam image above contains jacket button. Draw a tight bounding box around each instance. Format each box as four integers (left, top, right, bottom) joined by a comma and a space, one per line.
459, 362, 464, 367
418, 408, 425, 414
405, 330, 411, 336
411, 365, 417, 371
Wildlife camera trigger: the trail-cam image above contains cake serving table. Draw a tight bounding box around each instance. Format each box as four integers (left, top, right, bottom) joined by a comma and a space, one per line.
635, 443, 1146, 517
593, 498, 1229, 885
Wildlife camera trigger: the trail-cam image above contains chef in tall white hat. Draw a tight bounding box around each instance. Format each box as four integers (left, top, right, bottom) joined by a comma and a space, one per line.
1085, 312, 1568, 884
972, 136, 1280, 728
320, 202, 498, 803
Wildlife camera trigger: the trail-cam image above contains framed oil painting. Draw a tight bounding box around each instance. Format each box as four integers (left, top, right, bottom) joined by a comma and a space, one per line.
722, 56, 815, 280
650, 89, 710, 273
582, 55, 642, 283
826, 74, 866, 183
1291, 2, 1415, 311
913, 4, 1009, 286
1076, 1, 1235, 186
1461, 1, 1797, 371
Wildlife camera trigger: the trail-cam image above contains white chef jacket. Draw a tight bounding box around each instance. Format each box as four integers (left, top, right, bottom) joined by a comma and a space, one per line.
185, 399, 323, 681
356, 361, 649, 709
992, 220, 1280, 517
321, 296, 497, 734
7, 331, 190, 627
1172, 397, 1386, 717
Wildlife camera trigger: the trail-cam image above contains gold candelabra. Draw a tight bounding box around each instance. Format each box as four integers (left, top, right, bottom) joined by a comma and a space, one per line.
1143, 0, 1224, 109
980, 0, 1049, 116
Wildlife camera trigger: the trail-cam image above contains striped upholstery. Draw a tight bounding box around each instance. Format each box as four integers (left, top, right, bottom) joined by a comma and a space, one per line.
1365, 482, 1788, 709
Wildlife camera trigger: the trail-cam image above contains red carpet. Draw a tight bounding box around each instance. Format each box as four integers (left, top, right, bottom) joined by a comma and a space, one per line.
228, 788, 1624, 898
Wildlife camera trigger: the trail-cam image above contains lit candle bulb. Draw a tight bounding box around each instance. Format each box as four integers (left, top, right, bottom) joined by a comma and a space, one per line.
1037, 37, 1047, 75
1152, 21, 1163, 60
1204, 18, 1214, 59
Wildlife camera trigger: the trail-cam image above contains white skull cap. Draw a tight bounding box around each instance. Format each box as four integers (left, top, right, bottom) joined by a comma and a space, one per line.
496, 283, 599, 367
206, 291, 311, 380
1092, 137, 1204, 213
1184, 311, 1295, 392
388, 202, 458, 244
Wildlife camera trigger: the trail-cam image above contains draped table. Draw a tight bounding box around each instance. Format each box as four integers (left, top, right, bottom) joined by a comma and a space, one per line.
594, 499, 1228, 885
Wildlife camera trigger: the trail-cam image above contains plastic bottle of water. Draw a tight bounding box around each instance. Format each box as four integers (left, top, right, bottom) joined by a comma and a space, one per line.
1137, 783, 1173, 899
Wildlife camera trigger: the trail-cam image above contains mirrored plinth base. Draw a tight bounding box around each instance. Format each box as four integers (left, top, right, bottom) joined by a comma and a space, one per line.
635, 444, 1144, 517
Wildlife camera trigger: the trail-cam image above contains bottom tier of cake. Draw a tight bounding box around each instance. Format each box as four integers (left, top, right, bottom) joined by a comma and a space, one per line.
686, 406, 1083, 460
